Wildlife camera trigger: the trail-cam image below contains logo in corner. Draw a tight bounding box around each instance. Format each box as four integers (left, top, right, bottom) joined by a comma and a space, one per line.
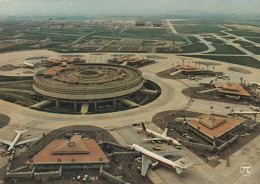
240, 163, 253, 176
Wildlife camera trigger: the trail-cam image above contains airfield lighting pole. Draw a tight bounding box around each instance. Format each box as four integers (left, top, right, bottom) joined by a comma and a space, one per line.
102, 131, 105, 149
210, 106, 214, 114
172, 62, 174, 71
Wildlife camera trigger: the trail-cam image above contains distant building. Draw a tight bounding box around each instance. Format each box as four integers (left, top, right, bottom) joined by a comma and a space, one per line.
135, 22, 146, 27
176, 65, 207, 75
47, 58, 75, 65
39, 39, 52, 48
152, 22, 162, 27
187, 114, 245, 145
215, 83, 251, 98
30, 135, 110, 170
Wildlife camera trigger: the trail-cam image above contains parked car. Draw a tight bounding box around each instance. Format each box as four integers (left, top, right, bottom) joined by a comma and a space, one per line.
82, 174, 88, 182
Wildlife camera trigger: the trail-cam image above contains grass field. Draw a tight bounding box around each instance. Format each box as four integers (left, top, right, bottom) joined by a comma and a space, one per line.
0, 75, 32, 81
233, 40, 254, 46
122, 28, 175, 41
156, 42, 208, 53
173, 24, 226, 35
226, 30, 260, 37
204, 38, 225, 44
179, 43, 208, 53
19, 31, 81, 42
0, 44, 32, 52
244, 37, 260, 44
181, 55, 260, 69
228, 67, 251, 74
241, 46, 260, 55
209, 44, 245, 55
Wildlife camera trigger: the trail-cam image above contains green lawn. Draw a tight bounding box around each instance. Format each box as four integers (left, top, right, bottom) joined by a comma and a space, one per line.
19, 32, 80, 42
122, 28, 175, 41
156, 42, 208, 53
173, 24, 226, 35
244, 37, 260, 44
226, 30, 260, 37
241, 46, 260, 55
209, 44, 245, 55
233, 40, 254, 46
204, 38, 225, 44
233, 40, 260, 55
186, 36, 200, 43
0, 44, 32, 52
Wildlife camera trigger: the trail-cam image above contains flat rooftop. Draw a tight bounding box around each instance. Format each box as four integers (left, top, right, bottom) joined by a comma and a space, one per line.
31, 135, 109, 164
215, 83, 251, 97
188, 114, 244, 139
47, 58, 74, 64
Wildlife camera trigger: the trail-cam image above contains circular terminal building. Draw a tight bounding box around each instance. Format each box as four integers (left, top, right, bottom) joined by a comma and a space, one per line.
32, 64, 158, 113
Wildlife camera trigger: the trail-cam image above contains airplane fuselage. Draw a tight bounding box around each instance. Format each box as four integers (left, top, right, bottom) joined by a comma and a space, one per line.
8, 133, 21, 151
138, 128, 181, 146
131, 144, 183, 170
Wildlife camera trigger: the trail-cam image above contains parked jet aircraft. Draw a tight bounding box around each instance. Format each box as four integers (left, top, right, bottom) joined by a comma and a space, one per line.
137, 122, 181, 146
250, 105, 260, 111
251, 82, 260, 88
129, 144, 193, 176
0, 130, 37, 153
22, 60, 35, 68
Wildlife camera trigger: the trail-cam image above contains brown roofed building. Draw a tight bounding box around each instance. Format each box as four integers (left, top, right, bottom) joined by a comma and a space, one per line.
43, 66, 64, 77
215, 83, 251, 97
175, 65, 207, 75
187, 114, 244, 144
52, 135, 89, 155
31, 135, 109, 170
47, 58, 75, 64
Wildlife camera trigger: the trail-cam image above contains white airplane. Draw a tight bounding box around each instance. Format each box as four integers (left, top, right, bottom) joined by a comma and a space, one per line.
137, 122, 181, 146
251, 82, 260, 88
22, 60, 35, 68
199, 80, 213, 86
0, 130, 38, 153
232, 111, 260, 114
129, 144, 193, 176
189, 76, 201, 81
249, 105, 260, 111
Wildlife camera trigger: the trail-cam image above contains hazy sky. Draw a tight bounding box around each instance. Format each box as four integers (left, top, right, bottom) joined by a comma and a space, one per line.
0, 0, 259, 17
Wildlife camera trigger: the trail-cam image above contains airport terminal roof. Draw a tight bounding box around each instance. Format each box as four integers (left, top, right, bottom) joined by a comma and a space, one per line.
188, 114, 244, 139
176, 65, 205, 72
117, 57, 142, 63
43, 66, 64, 76
47, 58, 74, 64
31, 135, 109, 164
215, 83, 251, 97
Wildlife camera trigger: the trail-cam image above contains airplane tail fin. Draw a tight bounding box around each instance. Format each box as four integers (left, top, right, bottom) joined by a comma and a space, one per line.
15, 130, 28, 134
174, 157, 193, 174
141, 122, 146, 131
176, 167, 183, 174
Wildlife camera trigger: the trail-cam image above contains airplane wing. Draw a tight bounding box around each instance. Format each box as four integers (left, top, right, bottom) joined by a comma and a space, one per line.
141, 154, 152, 176
143, 138, 164, 141
0, 139, 12, 145
162, 128, 168, 137
155, 150, 183, 157
15, 138, 38, 146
